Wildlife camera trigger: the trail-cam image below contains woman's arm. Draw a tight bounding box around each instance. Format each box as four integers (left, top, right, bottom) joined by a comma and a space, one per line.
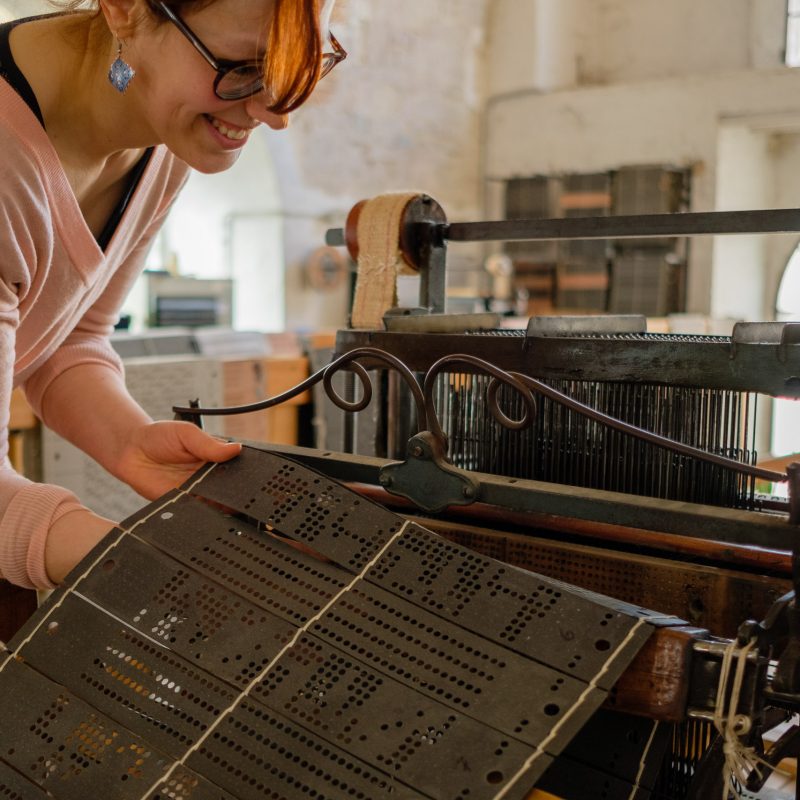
22, 151, 239, 500
43, 507, 116, 585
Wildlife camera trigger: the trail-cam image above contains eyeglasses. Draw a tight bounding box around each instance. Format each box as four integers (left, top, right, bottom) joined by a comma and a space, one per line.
156, 1, 347, 101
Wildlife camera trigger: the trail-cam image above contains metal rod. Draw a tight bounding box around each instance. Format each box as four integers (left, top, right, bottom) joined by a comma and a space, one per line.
249, 442, 795, 551
327, 207, 800, 247
444, 208, 800, 243
686, 710, 718, 724
692, 640, 761, 661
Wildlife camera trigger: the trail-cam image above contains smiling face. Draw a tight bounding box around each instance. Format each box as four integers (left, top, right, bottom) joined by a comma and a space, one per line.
108, 0, 330, 173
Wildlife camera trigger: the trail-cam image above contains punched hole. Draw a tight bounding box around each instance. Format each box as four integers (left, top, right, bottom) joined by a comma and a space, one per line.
486, 771, 504, 785
689, 597, 705, 619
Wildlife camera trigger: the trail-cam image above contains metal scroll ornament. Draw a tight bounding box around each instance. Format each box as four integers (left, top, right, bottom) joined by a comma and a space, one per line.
172, 346, 789, 491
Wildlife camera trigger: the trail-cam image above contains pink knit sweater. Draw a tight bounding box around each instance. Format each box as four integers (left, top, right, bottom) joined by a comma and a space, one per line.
0, 80, 190, 589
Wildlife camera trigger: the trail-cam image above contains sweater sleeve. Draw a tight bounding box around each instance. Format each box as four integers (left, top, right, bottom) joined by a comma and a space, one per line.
23, 157, 191, 421
0, 142, 190, 589
0, 144, 85, 589
22, 213, 163, 417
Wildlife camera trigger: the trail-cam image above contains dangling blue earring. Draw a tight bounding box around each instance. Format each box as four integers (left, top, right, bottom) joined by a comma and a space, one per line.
108, 39, 135, 93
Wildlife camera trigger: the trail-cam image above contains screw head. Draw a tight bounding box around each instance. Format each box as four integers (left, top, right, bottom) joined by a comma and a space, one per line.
411, 445, 424, 458
462, 486, 476, 499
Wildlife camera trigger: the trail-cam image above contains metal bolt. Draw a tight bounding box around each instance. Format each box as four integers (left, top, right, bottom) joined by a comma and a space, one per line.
462, 486, 475, 499
411, 445, 424, 458
379, 474, 393, 488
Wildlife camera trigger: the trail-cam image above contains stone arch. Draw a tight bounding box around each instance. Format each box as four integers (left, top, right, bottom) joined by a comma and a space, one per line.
770, 243, 800, 459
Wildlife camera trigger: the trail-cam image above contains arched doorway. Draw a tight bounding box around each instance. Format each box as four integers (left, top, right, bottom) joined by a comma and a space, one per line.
771, 245, 800, 459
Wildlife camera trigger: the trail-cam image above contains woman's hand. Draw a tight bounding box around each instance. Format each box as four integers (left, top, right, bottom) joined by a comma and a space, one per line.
113, 420, 242, 500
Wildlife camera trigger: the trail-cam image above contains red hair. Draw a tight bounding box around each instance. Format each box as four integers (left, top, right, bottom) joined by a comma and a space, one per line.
56, 0, 324, 114
150, 0, 323, 114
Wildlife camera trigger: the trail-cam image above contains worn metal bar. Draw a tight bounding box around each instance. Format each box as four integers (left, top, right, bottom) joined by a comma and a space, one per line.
444, 208, 800, 243
333, 330, 800, 398
242, 442, 794, 551
327, 208, 800, 247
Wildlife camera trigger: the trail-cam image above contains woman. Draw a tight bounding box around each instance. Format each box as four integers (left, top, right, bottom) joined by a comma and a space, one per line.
0, 0, 342, 589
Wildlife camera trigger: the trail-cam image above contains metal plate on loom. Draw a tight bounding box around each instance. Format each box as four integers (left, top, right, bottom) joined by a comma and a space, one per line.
1, 447, 657, 799
0, 752, 51, 799
0, 656, 171, 797
123, 491, 601, 748
194, 449, 656, 677
538, 758, 653, 800
143, 766, 239, 800
187, 452, 407, 571
536, 710, 671, 799
77, 534, 299, 689
132, 492, 353, 626
17, 592, 239, 757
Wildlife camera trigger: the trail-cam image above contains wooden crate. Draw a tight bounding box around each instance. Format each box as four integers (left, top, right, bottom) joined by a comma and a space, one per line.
220, 356, 310, 446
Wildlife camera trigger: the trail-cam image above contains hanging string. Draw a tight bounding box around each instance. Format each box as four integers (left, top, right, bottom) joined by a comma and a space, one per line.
712, 639, 788, 799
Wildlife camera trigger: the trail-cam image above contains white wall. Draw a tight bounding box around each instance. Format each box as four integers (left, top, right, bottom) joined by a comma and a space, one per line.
765, 132, 800, 458
711, 124, 771, 320
484, 67, 800, 315
574, 0, 785, 85
487, 0, 579, 96
144, 133, 287, 332
483, 0, 798, 318
1, 0, 50, 17
483, 0, 787, 95
271, 0, 490, 329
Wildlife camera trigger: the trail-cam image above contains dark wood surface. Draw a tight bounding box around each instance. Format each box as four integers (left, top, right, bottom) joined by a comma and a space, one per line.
0, 582, 36, 643
608, 626, 703, 722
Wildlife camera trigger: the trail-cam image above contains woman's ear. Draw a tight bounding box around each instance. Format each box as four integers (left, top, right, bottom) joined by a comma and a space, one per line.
97, 0, 146, 40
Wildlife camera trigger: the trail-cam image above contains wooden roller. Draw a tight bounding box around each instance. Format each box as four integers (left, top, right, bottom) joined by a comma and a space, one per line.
343, 193, 447, 271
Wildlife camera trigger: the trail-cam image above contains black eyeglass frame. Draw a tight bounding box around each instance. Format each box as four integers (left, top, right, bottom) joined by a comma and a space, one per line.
155, 1, 346, 101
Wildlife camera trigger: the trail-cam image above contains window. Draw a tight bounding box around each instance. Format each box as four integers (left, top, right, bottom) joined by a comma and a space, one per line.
777, 245, 800, 318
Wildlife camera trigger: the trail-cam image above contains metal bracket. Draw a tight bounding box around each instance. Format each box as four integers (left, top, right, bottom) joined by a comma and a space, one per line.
730, 321, 800, 366
174, 398, 203, 429
378, 432, 481, 513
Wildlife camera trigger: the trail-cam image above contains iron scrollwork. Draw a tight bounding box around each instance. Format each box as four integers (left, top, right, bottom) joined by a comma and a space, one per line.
174, 346, 789, 487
